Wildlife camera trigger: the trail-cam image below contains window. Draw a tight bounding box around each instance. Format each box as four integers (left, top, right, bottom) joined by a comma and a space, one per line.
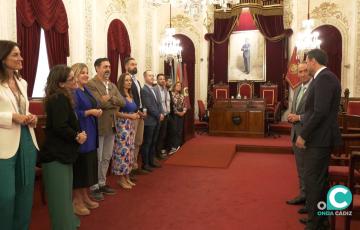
32, 29, 49, 97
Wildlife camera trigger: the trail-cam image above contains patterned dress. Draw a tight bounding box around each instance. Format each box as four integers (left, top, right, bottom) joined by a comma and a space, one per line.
112, 98, 137, 175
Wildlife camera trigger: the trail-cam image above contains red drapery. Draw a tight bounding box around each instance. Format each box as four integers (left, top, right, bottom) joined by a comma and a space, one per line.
16, 0, 69, 96
204, 15, 239, 85
107, 19, 131, 83
251, 13, 292, 105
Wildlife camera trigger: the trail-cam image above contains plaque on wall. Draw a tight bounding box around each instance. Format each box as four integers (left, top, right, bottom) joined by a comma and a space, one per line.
228, 30, 266, 82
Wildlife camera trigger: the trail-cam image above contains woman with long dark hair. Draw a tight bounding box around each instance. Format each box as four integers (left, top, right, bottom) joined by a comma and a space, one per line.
0, 40, 38, 229
113, 73, 139, 189
40, 65, 87, 229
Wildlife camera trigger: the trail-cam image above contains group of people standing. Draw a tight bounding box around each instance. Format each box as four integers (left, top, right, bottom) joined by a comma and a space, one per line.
0, 40, 187, 230
287, 49, 342, 230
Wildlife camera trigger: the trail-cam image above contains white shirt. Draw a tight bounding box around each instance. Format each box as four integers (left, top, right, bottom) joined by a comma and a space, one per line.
302, 78, 312, 93
157, 85, 170, 114
313, 66, 326, 80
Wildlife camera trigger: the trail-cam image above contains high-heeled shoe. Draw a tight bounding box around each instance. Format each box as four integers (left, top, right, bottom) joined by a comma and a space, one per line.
126, 178, 136, 186
73, 203, 90, 216
117, 180, 132, 189
84, 200, 99, 209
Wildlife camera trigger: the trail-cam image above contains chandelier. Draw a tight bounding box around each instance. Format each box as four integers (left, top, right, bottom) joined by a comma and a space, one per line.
147, 0, 238, 19
295, 0, 321, 52
159, 4, 183, 62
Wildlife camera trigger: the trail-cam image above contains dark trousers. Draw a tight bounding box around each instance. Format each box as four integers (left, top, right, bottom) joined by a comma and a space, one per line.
304, 147, 330, 230
293, 144, 306, 199
156, 115, 168, 154
171, 115, 184, 148
141, 124, 158, 167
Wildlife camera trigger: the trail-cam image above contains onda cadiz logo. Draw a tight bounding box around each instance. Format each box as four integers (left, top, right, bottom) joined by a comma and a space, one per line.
317, 185, 353, 216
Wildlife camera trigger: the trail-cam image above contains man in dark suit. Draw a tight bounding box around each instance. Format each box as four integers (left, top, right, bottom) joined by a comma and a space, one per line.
286, 62, 312, 214
124, 57, 146, 174
295, 49, 342, 230
141, 70, 164, 171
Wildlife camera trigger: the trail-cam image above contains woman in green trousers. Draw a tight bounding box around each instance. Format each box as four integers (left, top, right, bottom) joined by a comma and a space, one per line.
40, 65, 87, 230
0, 40, 39, 230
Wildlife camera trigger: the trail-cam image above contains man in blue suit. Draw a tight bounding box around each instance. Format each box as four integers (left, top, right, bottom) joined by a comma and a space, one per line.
141, 70, 164, 172
296, 49, 342, 230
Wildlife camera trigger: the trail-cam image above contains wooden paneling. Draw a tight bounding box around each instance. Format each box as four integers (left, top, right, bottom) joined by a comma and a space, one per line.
209, 99, 265, 137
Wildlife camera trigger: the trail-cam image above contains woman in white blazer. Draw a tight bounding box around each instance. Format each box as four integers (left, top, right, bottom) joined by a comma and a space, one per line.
0, 40, 39, 229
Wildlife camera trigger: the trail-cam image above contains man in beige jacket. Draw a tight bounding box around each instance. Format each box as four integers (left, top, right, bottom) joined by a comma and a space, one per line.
87, 58, 125, 201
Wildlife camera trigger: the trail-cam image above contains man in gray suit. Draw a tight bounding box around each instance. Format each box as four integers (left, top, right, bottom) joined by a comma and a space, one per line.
286, 62, 312, 213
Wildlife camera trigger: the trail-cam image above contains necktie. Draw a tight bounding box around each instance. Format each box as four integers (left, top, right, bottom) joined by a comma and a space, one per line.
296, 86, 306, 110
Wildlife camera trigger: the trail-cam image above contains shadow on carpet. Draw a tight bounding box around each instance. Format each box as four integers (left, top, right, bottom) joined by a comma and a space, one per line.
165, 137, 236, 168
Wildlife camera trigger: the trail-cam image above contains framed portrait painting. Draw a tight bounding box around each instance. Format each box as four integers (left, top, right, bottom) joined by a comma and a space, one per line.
228, 30, 266, 82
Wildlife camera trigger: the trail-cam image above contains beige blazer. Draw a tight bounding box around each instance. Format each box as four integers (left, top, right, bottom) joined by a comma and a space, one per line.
0, 77, 38, 159
87, 76, 125, 136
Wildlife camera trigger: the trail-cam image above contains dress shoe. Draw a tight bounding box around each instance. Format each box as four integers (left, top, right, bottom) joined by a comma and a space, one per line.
90, 188, 104, 201
299, 217, 308, 225
84, 199, 99, 209
286, 196, 306, 205
142, 166, 153, 172
99, 185, 117, 195
150, 162, 162, 168
298, 207, 308, 214
132, 168, 149, 175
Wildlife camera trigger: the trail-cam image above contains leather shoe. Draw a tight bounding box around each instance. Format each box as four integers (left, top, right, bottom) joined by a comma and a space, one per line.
150, 162, 162, 168
142, 166, 153, 172
132, 168, 149, 175
299, 217, 308, 225
286, 196, 306, 205
298, 207, 308, 214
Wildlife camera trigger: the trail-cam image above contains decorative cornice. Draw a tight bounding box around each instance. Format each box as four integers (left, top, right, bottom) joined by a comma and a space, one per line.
311, 2, 349, 29
171, 15, 200, 40
105, 0, 126, 21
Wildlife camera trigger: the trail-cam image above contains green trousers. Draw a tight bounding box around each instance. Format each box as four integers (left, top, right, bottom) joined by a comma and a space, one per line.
42, 161, 80, 230
0, 126, 37, 230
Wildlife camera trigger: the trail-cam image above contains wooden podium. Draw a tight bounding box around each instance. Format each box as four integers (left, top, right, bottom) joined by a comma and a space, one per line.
209, 99, 265, 137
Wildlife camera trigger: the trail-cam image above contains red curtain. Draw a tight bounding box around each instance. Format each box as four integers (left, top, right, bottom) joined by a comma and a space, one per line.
251, 13, 292, 104
204, 15, 239, 84
107, 19, 131, 83
16, 0, 69, 96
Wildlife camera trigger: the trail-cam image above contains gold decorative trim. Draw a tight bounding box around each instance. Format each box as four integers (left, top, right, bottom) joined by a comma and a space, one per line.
85, 0, 93, 76
171, 15, 201, 40
283, 0, 293, 29
311, 3, 349, 29
105, 0, 127, 21
214, 3, 283, 19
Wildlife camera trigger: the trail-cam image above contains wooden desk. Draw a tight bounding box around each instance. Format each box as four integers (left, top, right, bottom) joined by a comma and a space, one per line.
209, 99, 265, 137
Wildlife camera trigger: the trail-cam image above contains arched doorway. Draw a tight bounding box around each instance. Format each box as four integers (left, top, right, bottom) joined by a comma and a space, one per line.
107, 19, 131, 83
164, 34, 195, 142
313, 25, 342, 80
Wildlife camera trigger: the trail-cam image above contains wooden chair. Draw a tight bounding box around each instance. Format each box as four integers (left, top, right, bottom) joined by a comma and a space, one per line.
237, 80, 254, 99
195, 100, 209, 134
29, 98, 46, 205
213, 82, 229, 100
260, 82, 281, 136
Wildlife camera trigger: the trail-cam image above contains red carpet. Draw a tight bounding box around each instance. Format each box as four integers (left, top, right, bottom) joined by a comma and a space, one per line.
165, 136, 236, 168
29, 135, 359, 230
